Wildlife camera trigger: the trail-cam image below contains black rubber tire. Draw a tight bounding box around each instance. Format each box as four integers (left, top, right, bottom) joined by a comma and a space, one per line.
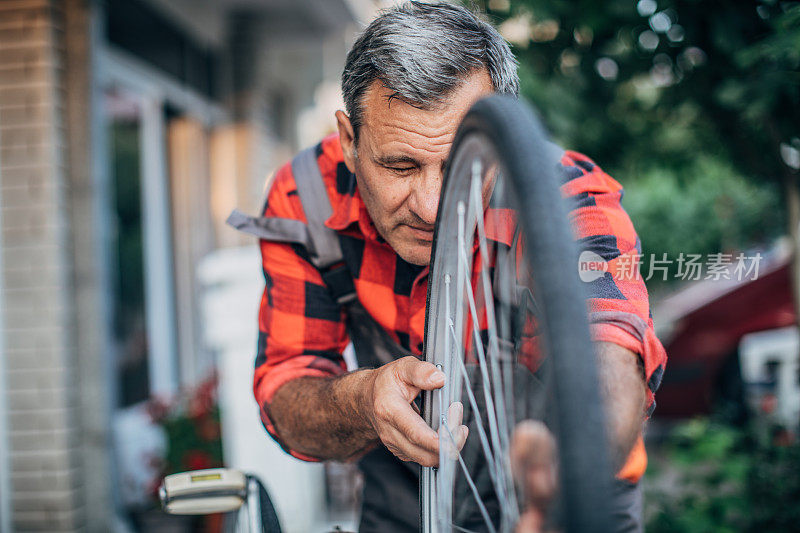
421, 94, 615, 532
222, 475, 283, 533
254, 476, 283, 533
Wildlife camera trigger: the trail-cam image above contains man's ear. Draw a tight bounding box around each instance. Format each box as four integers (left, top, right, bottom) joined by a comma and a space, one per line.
335, 109, 357, 174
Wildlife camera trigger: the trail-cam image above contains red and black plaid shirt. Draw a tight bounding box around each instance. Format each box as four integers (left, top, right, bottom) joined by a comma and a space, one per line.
253, 133, 666, 480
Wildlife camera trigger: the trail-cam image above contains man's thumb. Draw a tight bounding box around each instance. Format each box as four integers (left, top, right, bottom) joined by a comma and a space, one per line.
398, 357, 445, 390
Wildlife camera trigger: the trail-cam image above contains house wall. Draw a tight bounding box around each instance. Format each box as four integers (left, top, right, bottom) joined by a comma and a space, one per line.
0, 0, 379, 530
0, 85, 11, 533
64, 0, 115, 529
0, 1, 85, 530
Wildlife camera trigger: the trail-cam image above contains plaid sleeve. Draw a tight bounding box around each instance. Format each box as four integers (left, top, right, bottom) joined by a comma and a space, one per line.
254, 161, 349, 461
559, 150, 668, 417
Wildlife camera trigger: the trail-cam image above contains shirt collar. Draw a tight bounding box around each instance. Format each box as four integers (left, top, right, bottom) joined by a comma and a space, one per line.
324, 184, 383, 241
321, 136, 382, 242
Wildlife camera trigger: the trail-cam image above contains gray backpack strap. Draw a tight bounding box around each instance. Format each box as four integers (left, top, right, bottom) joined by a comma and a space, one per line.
226, 209, 312, 246
225, 146, 344, 267
291, 146, 344, 270
226, 145, 356, 305
290, 147, 357, 305
546, 141, 565, 164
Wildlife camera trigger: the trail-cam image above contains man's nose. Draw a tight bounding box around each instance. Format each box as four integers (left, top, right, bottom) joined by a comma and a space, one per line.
408, 170, 441, 226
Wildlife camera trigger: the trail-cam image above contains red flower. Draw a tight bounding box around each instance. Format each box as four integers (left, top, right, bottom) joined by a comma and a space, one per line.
183, 450, 213, 471
188, 374, 218, 420
146, 396, 172, 423
197, 418, 221, 442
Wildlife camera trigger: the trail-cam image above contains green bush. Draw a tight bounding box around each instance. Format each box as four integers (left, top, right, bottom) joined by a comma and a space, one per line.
645, 419, 800, 533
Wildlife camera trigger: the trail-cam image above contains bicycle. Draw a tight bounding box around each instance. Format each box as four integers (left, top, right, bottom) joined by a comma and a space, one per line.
420, 94, 615, 533
159, 468, 284, 533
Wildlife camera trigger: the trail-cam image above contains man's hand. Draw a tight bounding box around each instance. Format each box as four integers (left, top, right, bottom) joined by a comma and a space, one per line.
510, 343, 646, 532
271, 342, 641, 474
364, 356, 467, 467
511, 420, 557, 533
269, 356, 467, 466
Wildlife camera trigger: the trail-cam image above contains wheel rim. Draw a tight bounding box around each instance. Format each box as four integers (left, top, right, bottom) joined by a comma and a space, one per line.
425, 133, 528, 533
422, 96, 613, 533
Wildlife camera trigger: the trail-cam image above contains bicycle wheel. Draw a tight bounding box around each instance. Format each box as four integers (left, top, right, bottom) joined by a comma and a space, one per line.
421, 95, 614, 533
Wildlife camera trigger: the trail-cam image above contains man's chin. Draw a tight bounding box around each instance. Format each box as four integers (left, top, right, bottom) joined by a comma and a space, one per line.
394, 242, 432, 267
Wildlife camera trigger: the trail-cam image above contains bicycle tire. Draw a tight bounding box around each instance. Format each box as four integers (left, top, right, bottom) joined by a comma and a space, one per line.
254, 476, 282, 533
420, 94, 614, 533
222, 475, 282, 533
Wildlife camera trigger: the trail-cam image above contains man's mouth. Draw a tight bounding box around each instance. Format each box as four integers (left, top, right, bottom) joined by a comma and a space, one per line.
405, 224, 435, 242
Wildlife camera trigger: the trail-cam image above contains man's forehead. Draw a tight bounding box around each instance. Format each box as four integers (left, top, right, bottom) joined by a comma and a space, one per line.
359, 70, 495, 155
363, 70, 493, 114
362, 82, 454, 129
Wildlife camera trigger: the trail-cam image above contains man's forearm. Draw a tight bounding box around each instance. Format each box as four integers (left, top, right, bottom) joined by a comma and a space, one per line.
268, 356, 448, 466
595, 341, 648, 471
269, 370, 380, 461
267, 345, 645, 469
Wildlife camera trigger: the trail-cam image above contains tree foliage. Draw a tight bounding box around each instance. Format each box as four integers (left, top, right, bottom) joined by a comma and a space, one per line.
476, 0, 798, 269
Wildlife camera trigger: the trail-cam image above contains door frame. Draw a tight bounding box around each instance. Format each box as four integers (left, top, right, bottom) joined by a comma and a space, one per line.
0, 103, 11, 533
94, 42, 227, 401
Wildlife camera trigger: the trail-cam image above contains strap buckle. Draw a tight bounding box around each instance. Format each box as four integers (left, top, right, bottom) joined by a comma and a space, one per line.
321, 263, 357, 306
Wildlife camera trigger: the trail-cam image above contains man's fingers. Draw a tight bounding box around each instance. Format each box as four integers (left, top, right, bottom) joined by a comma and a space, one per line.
395, 356, 445, 392
515, 509, 545, 533
441, 423, 469, 460
388, 399, 440, 452
368, 357, 445, 466
447, 401, 463, 427
383, 424, 440, 467
439, 401, 468, 459
457, 425, 468, 452
511, 420, 558, 513
511, 420, 556, 469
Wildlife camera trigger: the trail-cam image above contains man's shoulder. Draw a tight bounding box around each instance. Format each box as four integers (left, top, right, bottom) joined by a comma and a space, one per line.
558, 149, 624, 196
262, 133, 345, 223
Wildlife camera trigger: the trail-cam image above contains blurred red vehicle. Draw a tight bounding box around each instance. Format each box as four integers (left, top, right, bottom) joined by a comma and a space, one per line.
653, 247, 796, 418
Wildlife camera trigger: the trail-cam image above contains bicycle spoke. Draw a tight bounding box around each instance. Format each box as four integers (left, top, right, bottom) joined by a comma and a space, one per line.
441, 418, 498, 533
445, 271, 512, 527
447, 318, 499, 487
444, 275, 453, 403
457, 200, 515, 522
445, 273, 497, 482
499, 221, 523, 434
458, 200, 502, 454
471, 161, 520, 527
451, 524, 483, 533
454, 198, 467, 404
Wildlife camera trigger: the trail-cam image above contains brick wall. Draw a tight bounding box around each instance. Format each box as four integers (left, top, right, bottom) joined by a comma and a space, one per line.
0, 1, 85, 530
62, 0, 113, 529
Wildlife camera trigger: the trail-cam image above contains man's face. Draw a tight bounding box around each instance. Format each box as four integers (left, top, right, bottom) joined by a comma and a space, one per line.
336, 70, 495, 266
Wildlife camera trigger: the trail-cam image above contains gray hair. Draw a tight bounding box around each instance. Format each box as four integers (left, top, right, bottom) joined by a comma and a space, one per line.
341, 1, 519, 142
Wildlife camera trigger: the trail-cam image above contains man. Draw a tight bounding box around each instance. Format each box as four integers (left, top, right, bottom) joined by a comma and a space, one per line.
229, 2, 666, 531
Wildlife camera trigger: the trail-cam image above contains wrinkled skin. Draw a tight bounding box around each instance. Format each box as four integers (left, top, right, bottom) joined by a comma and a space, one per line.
336, 70, 494, 266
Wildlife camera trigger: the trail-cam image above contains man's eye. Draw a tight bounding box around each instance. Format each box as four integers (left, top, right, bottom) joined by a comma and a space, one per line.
388, 166, 415, 174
